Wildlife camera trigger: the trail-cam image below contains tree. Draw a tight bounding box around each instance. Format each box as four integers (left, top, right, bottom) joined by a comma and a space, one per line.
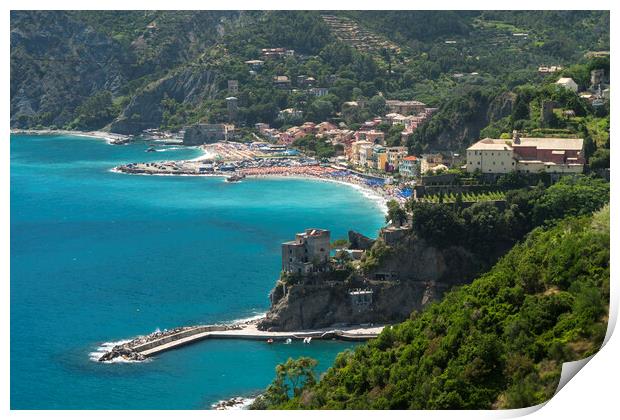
511, 93, 530, 122
252, 357, 318, 408
386, 200, 407, 226
309, 99, 334, 122
409, 201, 464, 247
368, 95, 387, 117
72, 90, 118, 130
386, 124, 405, 146
589, 148, 610, 170
334, 249, 352, 266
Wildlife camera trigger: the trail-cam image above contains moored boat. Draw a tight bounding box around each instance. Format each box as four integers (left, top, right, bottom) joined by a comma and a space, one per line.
225, 174, 245, 183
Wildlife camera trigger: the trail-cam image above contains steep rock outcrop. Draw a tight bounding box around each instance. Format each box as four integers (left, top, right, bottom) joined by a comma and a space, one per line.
258, 281, 436, 331
10, 11, 129, 127
258, 234, 484, 331
348, 230, 375, 250
409, 89, 515, 151
110, 67, 219, 134
365, 236, 485, 287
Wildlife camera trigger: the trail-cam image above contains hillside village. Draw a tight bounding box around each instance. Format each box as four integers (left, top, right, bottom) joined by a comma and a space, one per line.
138, 59, 609, 209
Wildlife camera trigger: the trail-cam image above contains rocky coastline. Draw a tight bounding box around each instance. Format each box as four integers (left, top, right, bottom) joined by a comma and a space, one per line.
258, 232, 487, 331
212, 396, 257, 410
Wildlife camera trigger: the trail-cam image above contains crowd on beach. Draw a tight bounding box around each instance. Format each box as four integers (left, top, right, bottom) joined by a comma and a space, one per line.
238, 164, 406, 205
111, 136, 412, 207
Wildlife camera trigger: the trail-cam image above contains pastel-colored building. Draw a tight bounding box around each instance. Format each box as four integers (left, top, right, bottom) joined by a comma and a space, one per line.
273, 75, 291, 89
386, 146, 408, 171
359, 144, 375, 167
355, 130, 385, 144
183, 124, 233, 145
350, 140, 373, 164
399, 155, 420, 178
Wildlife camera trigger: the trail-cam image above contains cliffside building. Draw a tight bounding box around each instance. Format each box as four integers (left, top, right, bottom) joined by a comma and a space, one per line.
282, 229, 331, 274
349, 289, 373, 311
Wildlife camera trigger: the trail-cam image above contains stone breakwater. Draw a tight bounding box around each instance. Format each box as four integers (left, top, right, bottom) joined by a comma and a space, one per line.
97, 323, 244, 362
96, 319, 384, 362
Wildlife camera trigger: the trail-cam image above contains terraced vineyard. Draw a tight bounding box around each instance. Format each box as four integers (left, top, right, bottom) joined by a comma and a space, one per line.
420, 190, 506, 203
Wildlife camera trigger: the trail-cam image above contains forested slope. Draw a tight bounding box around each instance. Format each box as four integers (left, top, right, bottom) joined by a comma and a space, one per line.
254, 203, 610, 409
11, 10, 609, 141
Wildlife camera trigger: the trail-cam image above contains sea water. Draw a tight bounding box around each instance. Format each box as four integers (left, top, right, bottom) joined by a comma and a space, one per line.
10, 134, 385, 409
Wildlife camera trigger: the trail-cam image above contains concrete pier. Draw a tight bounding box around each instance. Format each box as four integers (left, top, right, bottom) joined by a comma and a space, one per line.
98, 321, 385, 362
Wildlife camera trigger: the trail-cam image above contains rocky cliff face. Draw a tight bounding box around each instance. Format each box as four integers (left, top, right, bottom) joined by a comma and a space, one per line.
410, 89, 515, 151
258, 234, 485, 331
365, 235, 485, 287
348, 230, 375, 250
10, 11, 234, 130
10, 11, 130, 128
109, 67, 219, 134
258, 280, 436, 331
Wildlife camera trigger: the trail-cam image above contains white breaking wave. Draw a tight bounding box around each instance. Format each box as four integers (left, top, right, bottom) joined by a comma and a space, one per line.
89, 339, 134, 364
89, 330, 163, 364
212, 397, 256, 410
155, 147, 184, 152
230, 312, 266, 325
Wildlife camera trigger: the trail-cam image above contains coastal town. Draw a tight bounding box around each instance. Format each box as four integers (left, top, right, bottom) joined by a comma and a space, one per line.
110, 67, 610, 207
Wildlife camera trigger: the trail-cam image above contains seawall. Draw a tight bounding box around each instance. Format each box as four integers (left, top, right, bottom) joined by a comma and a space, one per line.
98, 321, 384, 362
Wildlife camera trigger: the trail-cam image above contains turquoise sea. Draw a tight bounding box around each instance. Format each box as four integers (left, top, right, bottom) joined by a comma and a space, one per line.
10, 134, 385, 409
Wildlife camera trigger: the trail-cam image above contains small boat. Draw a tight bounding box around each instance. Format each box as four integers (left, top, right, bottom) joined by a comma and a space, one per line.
303, 337, 312, 344
284, 338, 292, 345
146, 147, 156, 152
225, 174, 245, 183
266, 338, 274, 344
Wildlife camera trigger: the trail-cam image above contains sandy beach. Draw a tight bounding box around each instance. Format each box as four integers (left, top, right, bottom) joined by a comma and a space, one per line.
11, 128, 131, 144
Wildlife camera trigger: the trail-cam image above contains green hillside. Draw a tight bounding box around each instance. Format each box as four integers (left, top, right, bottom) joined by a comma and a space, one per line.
254, 202, 609, 409
11, 10, 609, 143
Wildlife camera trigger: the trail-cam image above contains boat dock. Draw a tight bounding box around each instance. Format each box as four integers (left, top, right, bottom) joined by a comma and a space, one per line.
98, 322, 385, 362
